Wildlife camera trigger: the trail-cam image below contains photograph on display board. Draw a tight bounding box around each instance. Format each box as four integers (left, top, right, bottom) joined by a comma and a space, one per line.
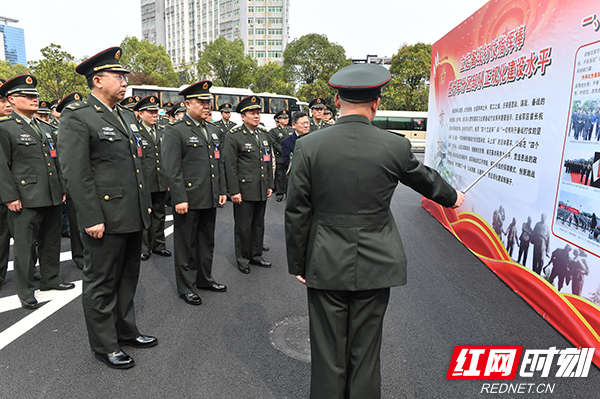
560, 148, 596, 187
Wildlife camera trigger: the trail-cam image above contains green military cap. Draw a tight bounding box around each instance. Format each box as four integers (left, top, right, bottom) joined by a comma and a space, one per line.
120, 95, 140, 109
219, 103, 233, 112
168, 101, 186, 117
37, 100, 52, 114
179, 80, 213, 100
75, 47, 129, 78
0, 74, 39, 97
236, 95, 262, 113
308, 97, 326, 109
50, 98, 61, 110
274, 109, 289, 120
162, 101, 174, 109
329, 63, 391, 103
324, 105, 333, 115
56, 92, 83, 113
134, 95, 160, 112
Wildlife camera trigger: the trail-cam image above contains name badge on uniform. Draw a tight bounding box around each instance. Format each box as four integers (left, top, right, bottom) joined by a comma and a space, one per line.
101, 130, 116, 136
141, 139, 149, 146
212, 133, 219, 141
189, 136, 200, 143
130, 124, 139, 132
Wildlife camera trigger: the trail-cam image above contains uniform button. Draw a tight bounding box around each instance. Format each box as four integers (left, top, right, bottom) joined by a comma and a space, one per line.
45, 154, 48, 157
211, 165, 214, 168
21, 180, 26, 185
136, 169, 140, 173
157, 167, 160, 171
261, 175, 264, 177
211, 174, 214, 178
155, 153, 159, 156
130, 140, 134, 144
49, 172, 53, 176
194, 144, 197, 147
210, 155, 212, 158
109, 138, 114, 141
188, 183, 192, 187
242, 179, 245, 182
208, 146, 211, 149
42, 144, 45, 147
156, 160, 160, 163
104, 195, 109, 200
139, 184, 143, 188
133, 155, 136, 158
48, 163, 51, 166
26, 142, 29, 146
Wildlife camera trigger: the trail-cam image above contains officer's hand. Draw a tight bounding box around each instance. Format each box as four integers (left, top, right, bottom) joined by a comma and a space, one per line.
452, 190, 465, 209
148, 208, 152, 214
175, 202, 189, 214
296, 275, 306, 285
86, 223, 105, 239
267, 189, 273, 198
218, 195, 227, 206
231, 193, 242, 205
62, 194, 67, 203
7, 200, 22, 212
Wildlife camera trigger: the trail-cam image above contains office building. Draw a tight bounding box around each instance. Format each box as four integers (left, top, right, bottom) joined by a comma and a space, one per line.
0, 16, 26, 66
141, 0, 167, 47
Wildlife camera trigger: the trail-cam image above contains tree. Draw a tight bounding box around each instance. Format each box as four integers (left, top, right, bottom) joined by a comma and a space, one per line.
380, 43, 432, 111
295, 80, 336, 105
28, 44, 88, 101
283, 34, 351, 86
197, 37, 256, 88
0, 60, 30, 81
177, 60, 198, 86
119, 36, 179, 87
253, 62, 293, 95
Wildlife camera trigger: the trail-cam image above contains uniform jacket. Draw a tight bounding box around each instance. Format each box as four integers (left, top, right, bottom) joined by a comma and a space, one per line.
57, 95, 151, 234
285, 114, 457, 291
161, 114, 226, 210
268, 125, 293, 163
224, 123, 274, 201
213, 119, 237, 141
281, 132, 298, 171
138, 122, 168, 193
308, 118, 328, 133
0, 111, 65, 208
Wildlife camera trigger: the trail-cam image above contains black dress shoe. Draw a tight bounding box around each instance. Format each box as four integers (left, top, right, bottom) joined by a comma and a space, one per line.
262, 244, 270, 251
40, 282, 75, 291
238, 264, 250, 274
250, 260, 272, 268
21, 298, 39, 310
119, 335, 158, 348
180, 293, 202, 305
152, 249, 172, 257
94, 350, 135, 369
198, 282, 227, 292
140, 253, 150, 261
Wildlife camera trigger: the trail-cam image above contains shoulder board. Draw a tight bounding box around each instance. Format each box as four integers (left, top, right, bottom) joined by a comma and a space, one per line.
205, 120, 215, 126
169, 118, 185, 126
0, 115, 12, 122
38, 119, 54, 128
157, 124, 164, 130
257, 126, 268, 133
229, 126, 243, 134
66, 101, 90, 111
117, 104, 134, 114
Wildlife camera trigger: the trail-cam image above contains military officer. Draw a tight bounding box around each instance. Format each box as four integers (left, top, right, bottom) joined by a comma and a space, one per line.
168, 101, 186, 121
285, 63, 465, 399
120, 95, 140, 110
323, 104, 335, 124
56, 92, 85, 269
224, 95, 274, 274
268, 109, 293, 201
134, 95, 171, 261
0, 78, 12, 290
34, 99, 52, 123
49, 98, 61, 129
0, 75, 75, 308
57, 47, 156, 369
161, 80, 227, 305
213, 103, 237, 141
157, 101, 173, 128
308, 97, 327, 132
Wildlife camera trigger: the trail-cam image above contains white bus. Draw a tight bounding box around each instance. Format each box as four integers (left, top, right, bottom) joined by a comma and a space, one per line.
125, 85, 304, 130
371, 110, 428, 151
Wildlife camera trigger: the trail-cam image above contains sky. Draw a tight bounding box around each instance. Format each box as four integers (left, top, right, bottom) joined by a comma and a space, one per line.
1, 0, 490, 62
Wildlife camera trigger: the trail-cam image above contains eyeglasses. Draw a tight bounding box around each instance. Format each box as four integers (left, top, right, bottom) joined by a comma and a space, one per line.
98, 74, 129, 83
12, 94, 39, 100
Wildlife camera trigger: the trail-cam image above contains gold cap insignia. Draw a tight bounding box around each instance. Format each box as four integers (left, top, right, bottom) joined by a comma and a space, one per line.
26, 76, 33, 85
317, 98, 321, 103
203, 82, 209, 90
129, 98, 134, 103
41, 102, 46, 107
150, 97, 155, 103
74, 94, 80, 100
251, 97, 256, 102
115, 50, 121, 60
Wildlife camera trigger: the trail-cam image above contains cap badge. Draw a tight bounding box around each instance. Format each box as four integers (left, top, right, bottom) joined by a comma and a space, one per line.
74, 94, 80, 100
115, 50, 121, 60
203, 82, 209, 90
41, 102, 46, 107
25, 76, 33, 85
150, 97, 155, 103
129, 98, 134, 103
317, 98, 321, 103
251, 97, 256, 103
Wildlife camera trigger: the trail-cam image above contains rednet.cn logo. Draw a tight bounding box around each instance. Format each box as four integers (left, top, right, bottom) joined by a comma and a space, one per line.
447, 346, 594, 394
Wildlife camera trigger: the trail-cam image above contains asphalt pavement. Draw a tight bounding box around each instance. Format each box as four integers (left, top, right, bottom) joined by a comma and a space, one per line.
1, 154, 599, 398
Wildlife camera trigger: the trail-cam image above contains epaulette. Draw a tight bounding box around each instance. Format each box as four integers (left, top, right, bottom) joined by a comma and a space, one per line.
0, 115, 12, 122
117, 104, 134, 115
66, 101, 90, 111
383, 128, 405, 138
257, 126, 268, 133
38, 119, 54, 127
229, 126, 243, 134
205, 120, 215, 126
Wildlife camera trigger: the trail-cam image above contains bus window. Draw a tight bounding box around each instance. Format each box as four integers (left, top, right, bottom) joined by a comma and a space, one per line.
413, 118, 427, 131
387, 117, 412, 131
371, 117, 388, 129
266, 97, 289, 113
214, 94, 241, 110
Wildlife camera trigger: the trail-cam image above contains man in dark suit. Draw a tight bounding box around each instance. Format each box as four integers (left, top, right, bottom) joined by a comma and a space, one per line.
285, 64, 465, 399
282, 111, 310, 173
0, 79, 13, 289
224, 95, 273, 274
57, 47, 157, 369
213, 103, 237, 141
0, 75, 75, 308
161, 80, 227, 306
134, 95, 171, 261
268, 109, 293, 201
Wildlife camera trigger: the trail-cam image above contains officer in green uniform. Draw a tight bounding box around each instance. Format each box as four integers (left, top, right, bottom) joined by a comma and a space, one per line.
161, 80, 227, 305
57, 47, 157, 369
224, 95, 273, 273
285, 63, 465, 399
157, 101, 173, 128
34, 99, 52, 123
0, 79, 12, 289
323, 104, 335, 124
168, 101, 186, 121
0, 75, 75, 308
56, 92, 85, 269
213, 103, 237, 141
49, 98, 60, 129
308, 97, 327, 133
134, 95, 171, 261
120, 95, 140, 110
268, 109, 293, 201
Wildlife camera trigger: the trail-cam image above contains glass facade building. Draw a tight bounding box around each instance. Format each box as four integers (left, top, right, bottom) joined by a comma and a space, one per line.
0, 25, 26, 66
